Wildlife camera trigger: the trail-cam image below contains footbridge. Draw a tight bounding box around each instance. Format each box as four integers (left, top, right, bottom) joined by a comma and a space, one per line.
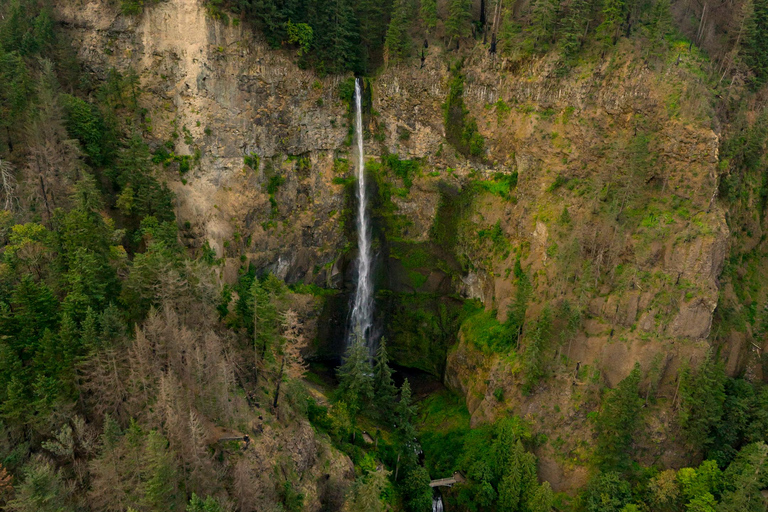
429, 471, 466, 488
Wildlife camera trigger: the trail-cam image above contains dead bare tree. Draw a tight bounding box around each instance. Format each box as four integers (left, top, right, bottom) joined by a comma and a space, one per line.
0, 158, 16, 211
272, 309, 308, 414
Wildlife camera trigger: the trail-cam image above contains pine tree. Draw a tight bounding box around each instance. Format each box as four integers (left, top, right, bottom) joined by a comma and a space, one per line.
336, 337, 374, 417
420, 0, 438, 31
560, 0, 592, 60
394, 378, 419, 478
645, 0, 672, 58
678, 354, 726, 452
252, 278, 279, 369
526, 0, 560, 51
595, 363, 644, 472
400, 466, 432, 512
384, 0, 413, 63
446, 0, 473, 46
311, 0, 360, 74
373, 339, 397, 422
343, 468, 390, 512
596, 0, 625, 47
745, 0, 768, 85
718, 442, 768, 512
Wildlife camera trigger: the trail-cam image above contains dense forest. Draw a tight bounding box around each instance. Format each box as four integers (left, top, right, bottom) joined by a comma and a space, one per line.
1, 0, 768, 510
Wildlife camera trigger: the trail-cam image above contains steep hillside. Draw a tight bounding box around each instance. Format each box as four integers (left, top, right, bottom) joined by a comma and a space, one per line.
55, 0, 743, 487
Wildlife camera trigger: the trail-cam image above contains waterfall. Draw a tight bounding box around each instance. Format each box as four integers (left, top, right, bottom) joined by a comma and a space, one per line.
432, 491, 444, 512
348, 78, 374, 349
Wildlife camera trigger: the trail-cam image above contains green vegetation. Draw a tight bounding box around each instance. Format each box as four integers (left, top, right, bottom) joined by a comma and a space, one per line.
745, 0, 768, 86
443, 63, 485, 158
418, 400, 554, 512
384, 0, 413, 62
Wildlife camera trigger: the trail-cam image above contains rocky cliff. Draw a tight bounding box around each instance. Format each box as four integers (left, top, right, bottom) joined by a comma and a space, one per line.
57, 0, 743, 492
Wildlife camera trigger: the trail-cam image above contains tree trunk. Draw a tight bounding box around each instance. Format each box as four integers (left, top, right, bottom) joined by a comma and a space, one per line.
39, 174, 51, 221
273, 358, 285, 411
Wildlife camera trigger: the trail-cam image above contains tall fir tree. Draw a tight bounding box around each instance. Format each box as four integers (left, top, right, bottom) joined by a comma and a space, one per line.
595, 363, 644, 473
745, 0, 768, 84
446, 0, 473, 45
337, 337, 374, 417
420, 0, 438, 32
384, 0, 413, 63
373, 339, 397, 422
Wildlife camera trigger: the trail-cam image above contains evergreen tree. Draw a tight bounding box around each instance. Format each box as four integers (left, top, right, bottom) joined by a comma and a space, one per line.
645, 0, 672, 58
310, 0, 360, 74
596, 0, 625, 47
582, 471, 632, 512
526, 0, 560, 51
446, 0, 473, 45
384, 0, 413, 62
114, 134, 175, 227
745, 0, 768, 85
718, 442, 768, 512
373, 339, 397, 422
594, 363, 643, 473
420, 0, 438, 32
502, 259, 531, 349
356, 0, 392, 69
252, 278, 280, 366
336, 337, 374, 417
679, 354, 727, 453
343, 468, 390, 512
394, 378, 419, 477
6, 458, 74, 512
400, 466, 432, 512
560, 0, 592, 60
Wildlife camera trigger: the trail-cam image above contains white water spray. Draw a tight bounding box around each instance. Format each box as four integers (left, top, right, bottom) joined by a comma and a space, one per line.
349, 78, 374, 348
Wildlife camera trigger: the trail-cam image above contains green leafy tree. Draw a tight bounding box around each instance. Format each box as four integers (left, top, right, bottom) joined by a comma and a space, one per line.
525, 0, 560, 51
560, 0, 592, 61
596, 0, 625, 47
286, 21, 313, 56
310, 0, 361, 74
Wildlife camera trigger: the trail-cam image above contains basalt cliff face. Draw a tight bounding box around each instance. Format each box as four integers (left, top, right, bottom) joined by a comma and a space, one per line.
58, 0, 746, 491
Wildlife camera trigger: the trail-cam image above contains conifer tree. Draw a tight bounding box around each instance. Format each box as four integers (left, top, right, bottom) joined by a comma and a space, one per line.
252, 278, 279, 368
373, 339, 397, 422
337, 336, 374, 417
560, 0, 592, 60
311, 0, 360, 74
384, 0, 413, 62
595, 363, 643, 473
526, 0, 560, 50
596, 0, 625, 47
394, 378, 419, 480
679, 354, 726, 452
446, 0, 473, 46
745, 0, 768, 85
420, 0, 438, 31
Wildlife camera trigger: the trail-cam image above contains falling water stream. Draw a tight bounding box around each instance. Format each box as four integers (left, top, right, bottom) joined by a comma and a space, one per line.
348, 78, 374, 349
